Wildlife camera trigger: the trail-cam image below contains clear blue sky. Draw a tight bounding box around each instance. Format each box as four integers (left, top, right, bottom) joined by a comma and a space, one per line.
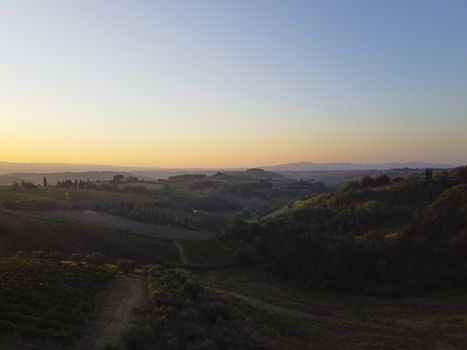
1, 0, 466, 167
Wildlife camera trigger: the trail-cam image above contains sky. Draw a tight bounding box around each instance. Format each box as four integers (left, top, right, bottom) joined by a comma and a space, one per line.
0, 0, 466, 168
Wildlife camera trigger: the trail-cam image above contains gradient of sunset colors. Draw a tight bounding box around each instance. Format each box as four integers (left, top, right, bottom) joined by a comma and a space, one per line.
1, 0, 466, 168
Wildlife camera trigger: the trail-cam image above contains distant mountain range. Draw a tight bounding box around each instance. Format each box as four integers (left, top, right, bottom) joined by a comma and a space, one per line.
0, 161, 456, 175
263, 162, 455, 172
0, 161, 167, 174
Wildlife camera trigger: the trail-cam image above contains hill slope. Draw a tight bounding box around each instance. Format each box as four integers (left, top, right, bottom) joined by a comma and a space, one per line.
225, 167, 467, 293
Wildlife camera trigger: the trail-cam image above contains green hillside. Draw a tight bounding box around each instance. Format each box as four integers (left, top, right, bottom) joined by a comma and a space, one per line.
224, 167, 467, 294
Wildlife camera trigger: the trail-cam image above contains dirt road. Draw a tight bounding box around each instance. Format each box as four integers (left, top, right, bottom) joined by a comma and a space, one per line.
76, 274, 147, 350
174, 240, 188, 264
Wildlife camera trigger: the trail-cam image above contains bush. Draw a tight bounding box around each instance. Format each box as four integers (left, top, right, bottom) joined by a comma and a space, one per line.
122, 326, 148, 350
84, 252, 106, 266
31, 250, 48, 259
69, 253, 83, 262
344, 180, 361, 192
14, 251, 27, 259
254, 236, 268, 256
137, 266, 241, 349
116, 258, 137, 275
361, 176, 375, 188
49, 251, 63, 262
234, 248, 252, 266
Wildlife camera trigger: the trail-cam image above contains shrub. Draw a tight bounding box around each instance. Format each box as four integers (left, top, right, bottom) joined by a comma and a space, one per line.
116, 258, 137, 275
14, 251, 27, 259
234, 248, 252, 266
49, 251, 63, 262
361, 176, 375, 188
84, 252, 106, 266
69, 253, 83, 262
31, 250, 48, 259
122, 326, 148, 350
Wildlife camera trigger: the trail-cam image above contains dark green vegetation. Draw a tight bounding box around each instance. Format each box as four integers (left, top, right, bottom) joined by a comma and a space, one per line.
225, 167, 467, 294
2, 166, 467, 349
0, 259, 113, 346
178, 240, 233, 266
121, 266, 241, 350
2, 169, 327, 231
0, 169, 327, 266
119, 264, 467, 350
0, 210, 179, 263
120, 266, 313, 350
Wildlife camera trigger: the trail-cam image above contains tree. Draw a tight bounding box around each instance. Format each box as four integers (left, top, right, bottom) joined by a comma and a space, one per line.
32, 250, 48, 259
117, 258, 137, 274
458, 166, 467, 181
49, 251, 63, 261
425, 168, 433, 181
374, 175, 391, 186
20, 180, 36, 190
69, 253, 83, 262
234, 248, 252, 266
43, 177, 48, 187
84, 252, 106, 266
14, 250, 27, 258
254, 236, 268, 256
361, 176, 375, 188
112, 174, 125, 183
344, 180, 361, 192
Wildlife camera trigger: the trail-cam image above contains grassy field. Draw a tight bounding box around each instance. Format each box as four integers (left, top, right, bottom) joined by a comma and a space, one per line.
260, 198, 309, 221
178, 240, 233, 266
0, 208, 233, 265
0, 187, 146, 204
0, 186, 231, 232
0, 187, 58, 202
0, 210, 179, 263
26, 210, 216, 241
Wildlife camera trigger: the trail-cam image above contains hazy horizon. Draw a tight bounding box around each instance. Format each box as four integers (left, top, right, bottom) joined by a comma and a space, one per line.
0, 159, 457, 173
1, 0, 467, 167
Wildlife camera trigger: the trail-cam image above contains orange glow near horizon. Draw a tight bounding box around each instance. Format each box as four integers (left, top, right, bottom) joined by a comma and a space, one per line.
1, 1, 466, 168
2, 116, 466, 168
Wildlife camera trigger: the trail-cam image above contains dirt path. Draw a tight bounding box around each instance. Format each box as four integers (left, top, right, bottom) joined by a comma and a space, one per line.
76, 274, 147, 350
174, 240, 188, 264
221, 290, 315, 319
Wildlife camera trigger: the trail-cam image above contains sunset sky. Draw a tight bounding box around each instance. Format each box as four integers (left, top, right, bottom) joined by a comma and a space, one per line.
1, 0, 466, 168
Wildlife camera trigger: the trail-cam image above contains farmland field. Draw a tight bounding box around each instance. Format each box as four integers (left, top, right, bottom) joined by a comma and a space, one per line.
0, 210, 180, 263
0, 259, 114, 347
28, 210, 216, 241
0, 187, 147, 204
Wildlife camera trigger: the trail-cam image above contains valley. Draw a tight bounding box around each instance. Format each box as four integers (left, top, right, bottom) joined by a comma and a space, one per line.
1, 167, 467, 349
